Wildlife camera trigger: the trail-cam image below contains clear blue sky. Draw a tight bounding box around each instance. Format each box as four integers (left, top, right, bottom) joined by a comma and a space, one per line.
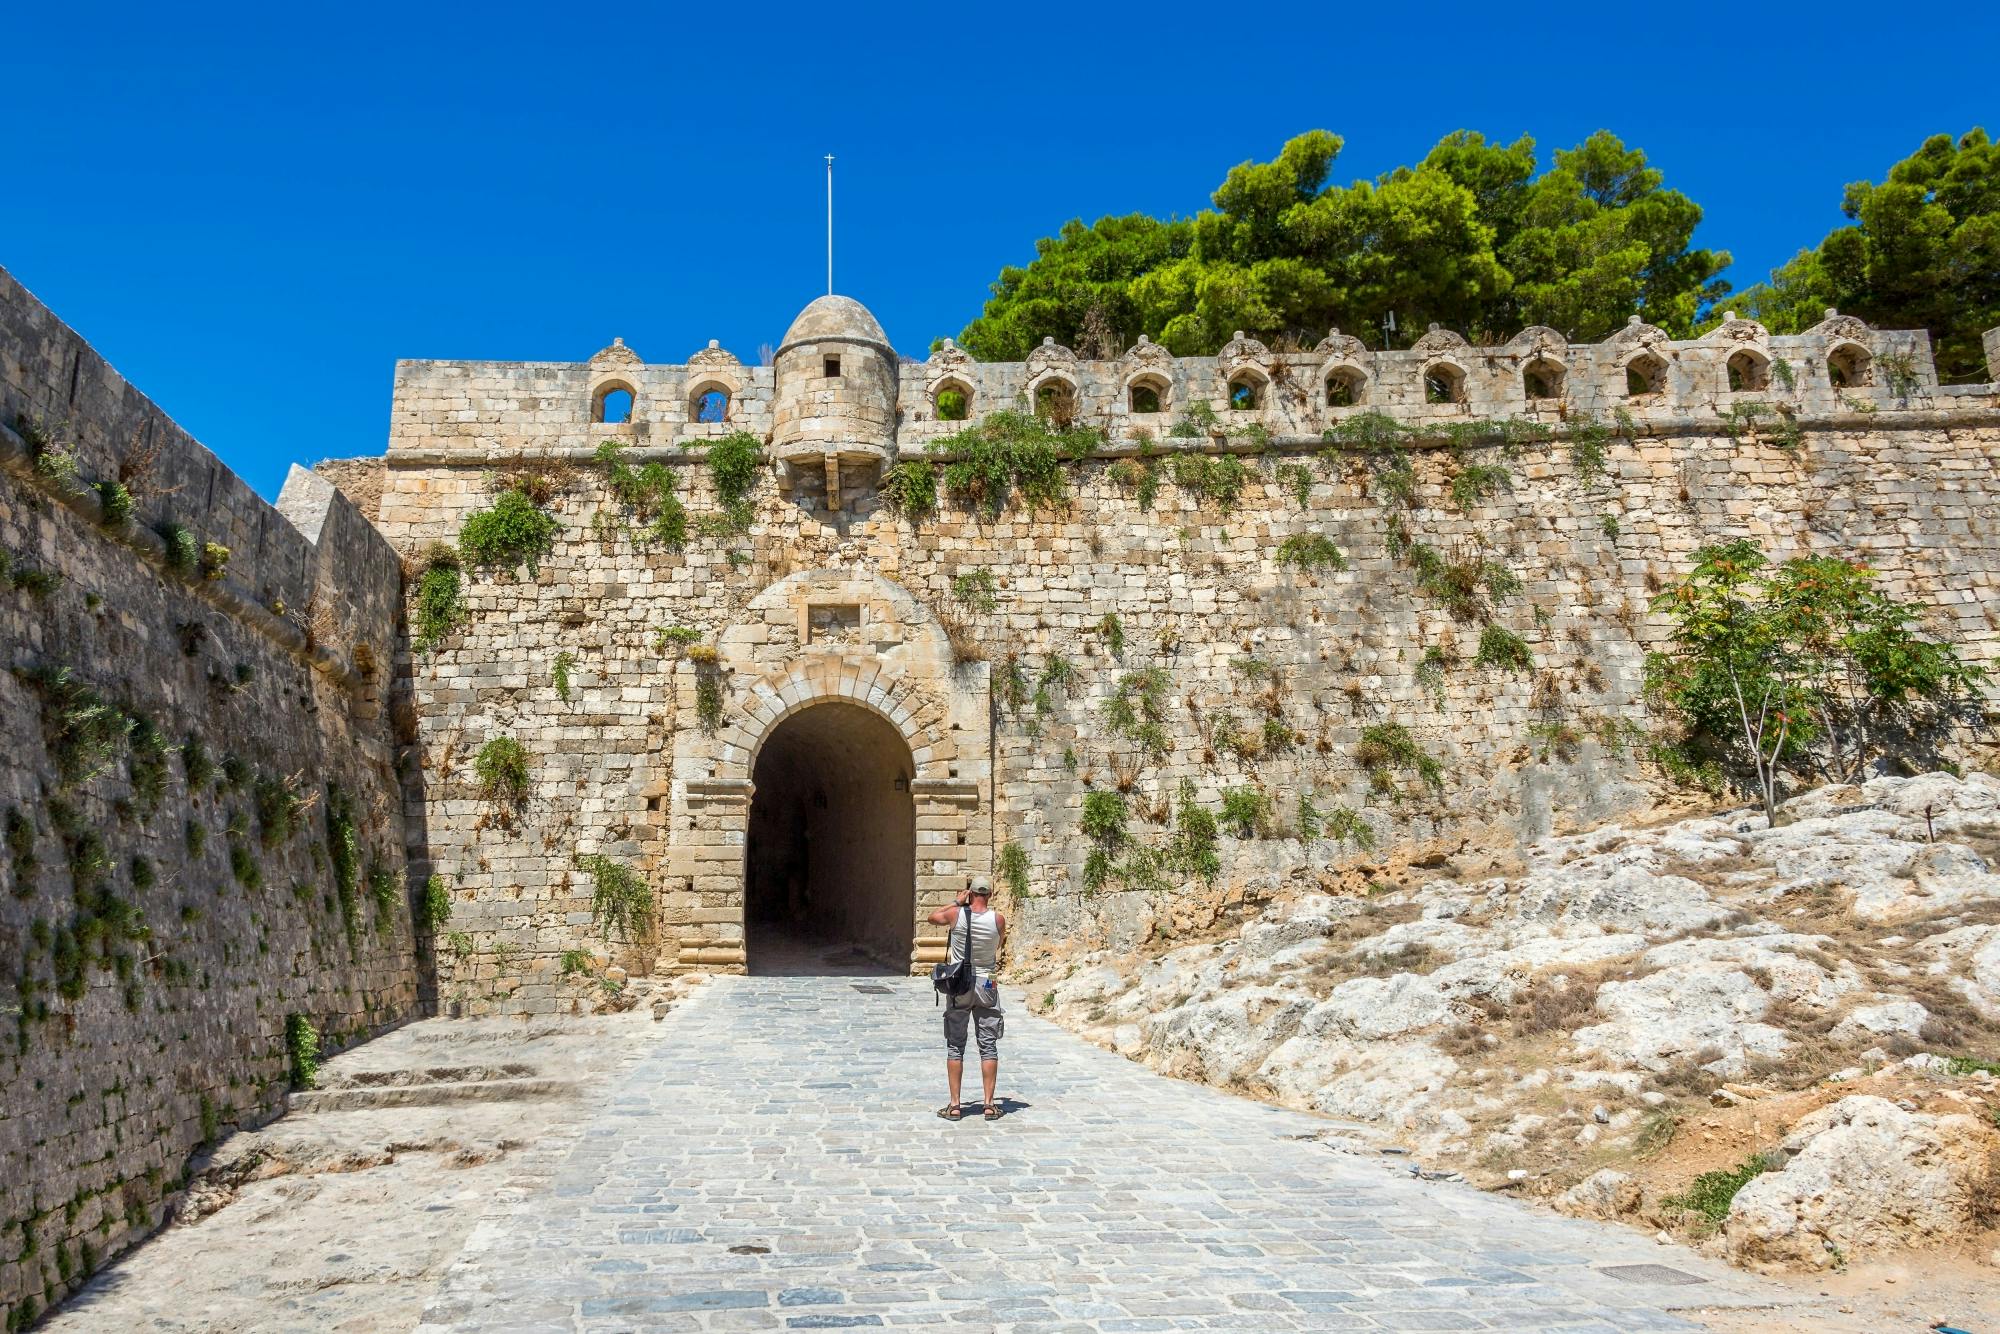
4, 2, 1994, 498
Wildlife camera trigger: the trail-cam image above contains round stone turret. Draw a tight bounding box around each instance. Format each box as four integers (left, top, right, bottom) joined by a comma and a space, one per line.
772, 295, 897, 503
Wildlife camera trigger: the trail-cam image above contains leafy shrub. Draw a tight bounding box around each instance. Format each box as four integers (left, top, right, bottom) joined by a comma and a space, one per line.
473, 737, 531, 803
577, 852, 653, 941
1162, 779, 1221, 882
1646, 539, 1983, 821
932, 410, 1089, 517
95, 479, 134, 527
1321, 804, 1375, 850
693, 659, 725, 731
1570, 416, 1614, 481
418, 873, 452, 933
199, 542, 231, 580
1415, 644, 1451, 705
1275, 462, 1314, 508
1448, 462, 1512, 510
31, 436, 85, 496
552, 650, 575, 702
595, 441, 686, 549
1095, 612, 1125, 657
951, 568, 998, 613
127, 717, 170, 814
881, 459, 938, 519
1109, 458, 1160, 510
368, 862, 402, 935
412, 544, 467, 652
1168, 453, 1248, 511
1168, 400, 1220, 439
157, 521, 200, 574
1276, 533, 1347, 571
180, 733, 214, 791
1474, 624, 1534, 672
228, 834, 261, 890
253, 773, 304, 846
1102, 667, 1173, 760
997, 842, 1029, 897
325, 784, 362, 943
1220, 787, 1271, 838
1662, 1153, 1774, 1233
24, 666, 131, 788
656, 625, 703, 655
3, 546, 61, 598
560, 948, 594, 976
1356, 722, 1445, 795
703, 430, 762, 507
1079, 790, 1128, 848
284, 1014, 320, 1089
459, 488, 560, 572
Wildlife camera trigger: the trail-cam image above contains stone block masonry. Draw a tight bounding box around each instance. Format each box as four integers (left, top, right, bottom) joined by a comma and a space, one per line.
0, 266, 418, 1327
376, 295, 2000, 1004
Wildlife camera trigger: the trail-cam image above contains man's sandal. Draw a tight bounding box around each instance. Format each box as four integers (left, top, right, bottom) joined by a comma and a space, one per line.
937, 1104, 962, 1121
982, 1104, 1001, 1121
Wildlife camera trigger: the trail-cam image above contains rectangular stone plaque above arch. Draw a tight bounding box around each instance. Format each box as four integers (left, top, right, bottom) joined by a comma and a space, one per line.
805, 602, 862, 644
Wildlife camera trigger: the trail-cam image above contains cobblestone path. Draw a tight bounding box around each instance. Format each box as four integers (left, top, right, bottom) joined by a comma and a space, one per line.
416, 976, 1785, 1333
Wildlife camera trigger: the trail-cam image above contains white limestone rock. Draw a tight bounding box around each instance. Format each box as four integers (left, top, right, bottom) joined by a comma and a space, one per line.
1829, 1000, 1929, 1044
1724, 1095, 1999, 1268
1573, 965, 1790, 1073
1141, 986, 1311, 1086
1510, 864, 1731, 935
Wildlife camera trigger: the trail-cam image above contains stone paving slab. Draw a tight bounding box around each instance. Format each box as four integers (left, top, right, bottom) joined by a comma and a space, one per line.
415, 977, 1789, 1333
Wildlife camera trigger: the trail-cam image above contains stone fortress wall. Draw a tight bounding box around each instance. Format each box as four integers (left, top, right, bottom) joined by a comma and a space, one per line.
1, 257, 1998, 1324
0, 266, 419, 1325
376, 295, 2000, 1006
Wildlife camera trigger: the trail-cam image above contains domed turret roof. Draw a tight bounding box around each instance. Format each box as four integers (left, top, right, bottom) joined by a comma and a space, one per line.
779, 294, 891, 353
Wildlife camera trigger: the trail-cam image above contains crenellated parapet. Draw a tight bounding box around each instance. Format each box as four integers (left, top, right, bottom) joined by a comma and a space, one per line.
386, 297, 1998, 478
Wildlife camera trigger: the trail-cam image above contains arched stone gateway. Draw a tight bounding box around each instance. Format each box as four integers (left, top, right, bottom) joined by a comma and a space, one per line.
663, 569, 990, 974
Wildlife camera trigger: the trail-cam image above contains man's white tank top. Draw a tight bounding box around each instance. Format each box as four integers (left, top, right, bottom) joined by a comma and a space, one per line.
947, 906, 1000, 981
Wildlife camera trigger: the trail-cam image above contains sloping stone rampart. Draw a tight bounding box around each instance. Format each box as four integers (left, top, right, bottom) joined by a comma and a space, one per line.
0, 266, 418, 1325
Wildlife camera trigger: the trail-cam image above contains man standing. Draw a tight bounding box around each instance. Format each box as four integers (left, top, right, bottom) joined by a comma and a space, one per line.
930, 879, 1005, 1121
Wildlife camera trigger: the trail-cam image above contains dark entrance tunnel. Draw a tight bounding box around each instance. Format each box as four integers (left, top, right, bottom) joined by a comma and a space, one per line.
745, 701, 915, 974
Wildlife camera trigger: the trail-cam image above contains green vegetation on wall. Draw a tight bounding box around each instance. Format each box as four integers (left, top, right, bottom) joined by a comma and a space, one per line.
459, 488, 560, 573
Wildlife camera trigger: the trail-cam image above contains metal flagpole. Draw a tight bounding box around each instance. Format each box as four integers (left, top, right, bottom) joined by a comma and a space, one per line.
824, 155, 835, 295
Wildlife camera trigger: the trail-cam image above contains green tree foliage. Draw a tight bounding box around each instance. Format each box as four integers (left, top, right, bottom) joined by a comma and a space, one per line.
958, 129, 1729, 358
1725, 129, 2000, 382
1645, 541, 1983, 823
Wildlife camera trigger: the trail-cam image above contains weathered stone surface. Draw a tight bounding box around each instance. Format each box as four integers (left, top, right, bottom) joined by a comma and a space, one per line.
1725, 1095, 2000, 1268
0, 266, 419, 1319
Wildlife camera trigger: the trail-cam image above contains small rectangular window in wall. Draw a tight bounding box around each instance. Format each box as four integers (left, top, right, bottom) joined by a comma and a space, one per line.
823, 357, 842, 378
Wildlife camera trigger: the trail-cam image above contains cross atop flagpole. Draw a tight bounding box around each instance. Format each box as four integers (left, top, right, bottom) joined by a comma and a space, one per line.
824, 154, 835, 295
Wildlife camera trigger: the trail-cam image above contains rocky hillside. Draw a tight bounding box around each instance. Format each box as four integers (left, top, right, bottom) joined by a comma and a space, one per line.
1021, 771, 2000, 1273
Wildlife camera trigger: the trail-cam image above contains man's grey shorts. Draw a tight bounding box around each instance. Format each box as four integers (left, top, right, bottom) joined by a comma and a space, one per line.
944, 1001, 1003, 1061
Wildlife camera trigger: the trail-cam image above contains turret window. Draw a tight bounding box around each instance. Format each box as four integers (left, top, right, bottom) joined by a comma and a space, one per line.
823, 357, 842, 379
1828, 343, 1873, 389
1726, 350, 1770, 393
692, 387, 730, 424
1034, 379, 1078, 428
1423, 363, 1466, 405
1523, 359, 1564, 400
593, 382, 636, 424
1624, 353, 1667, 397
934, 381, 971, 422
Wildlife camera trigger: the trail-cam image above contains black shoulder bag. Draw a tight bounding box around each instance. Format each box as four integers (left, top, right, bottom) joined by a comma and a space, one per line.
931, 904, 974, 1006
